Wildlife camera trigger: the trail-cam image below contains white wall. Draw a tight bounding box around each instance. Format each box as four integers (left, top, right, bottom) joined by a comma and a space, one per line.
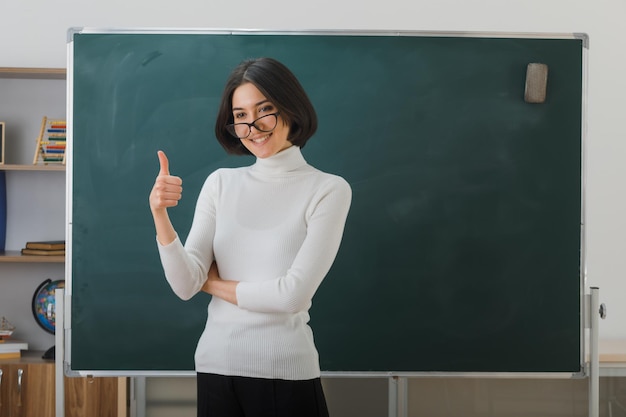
2, 0, 624, 338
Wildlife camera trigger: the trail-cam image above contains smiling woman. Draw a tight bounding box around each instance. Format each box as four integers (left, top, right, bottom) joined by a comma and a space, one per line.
215, 57, 318, 157
228, 83, 291, 158
149, 57, 352, 417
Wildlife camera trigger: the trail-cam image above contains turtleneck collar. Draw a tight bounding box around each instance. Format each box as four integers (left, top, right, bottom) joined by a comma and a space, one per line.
250, 146, 308, 176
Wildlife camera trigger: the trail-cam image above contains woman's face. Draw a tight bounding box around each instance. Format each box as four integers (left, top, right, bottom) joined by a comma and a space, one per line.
231, 82, 292, 159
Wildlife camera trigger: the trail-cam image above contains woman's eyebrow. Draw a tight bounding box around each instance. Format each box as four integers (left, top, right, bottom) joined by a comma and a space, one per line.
232, 99, 271, 112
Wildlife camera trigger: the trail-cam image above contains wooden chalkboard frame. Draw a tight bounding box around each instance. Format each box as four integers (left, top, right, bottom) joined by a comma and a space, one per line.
65, 29, 587, 377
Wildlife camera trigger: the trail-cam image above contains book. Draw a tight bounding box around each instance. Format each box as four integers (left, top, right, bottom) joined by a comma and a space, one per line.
0, 339, 28, 359
0, 339, 28, 353
24, 240, 65, 250
21, 248, 65, 256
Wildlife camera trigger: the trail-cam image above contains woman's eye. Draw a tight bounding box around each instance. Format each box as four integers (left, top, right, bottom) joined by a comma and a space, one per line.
259, 105, 274, 113
234, 112, 245, 120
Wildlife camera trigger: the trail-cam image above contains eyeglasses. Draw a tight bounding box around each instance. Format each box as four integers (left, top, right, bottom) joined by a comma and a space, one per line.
226, 113, 280, 139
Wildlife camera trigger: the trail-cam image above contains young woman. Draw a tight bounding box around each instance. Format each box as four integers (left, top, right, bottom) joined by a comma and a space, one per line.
149, 57, 352, 417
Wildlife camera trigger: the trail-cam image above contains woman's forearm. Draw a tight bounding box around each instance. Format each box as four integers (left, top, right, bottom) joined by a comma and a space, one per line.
202, 262, 239, 305
152, 208, 177, 246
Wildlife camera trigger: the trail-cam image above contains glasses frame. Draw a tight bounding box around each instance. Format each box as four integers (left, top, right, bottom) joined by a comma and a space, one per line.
226, 112, 281, 139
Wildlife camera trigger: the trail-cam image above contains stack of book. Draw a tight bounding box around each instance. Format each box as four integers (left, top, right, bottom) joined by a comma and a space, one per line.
0, 339, 29, 359
0, 317, 27, 359
21, 240, 65, 256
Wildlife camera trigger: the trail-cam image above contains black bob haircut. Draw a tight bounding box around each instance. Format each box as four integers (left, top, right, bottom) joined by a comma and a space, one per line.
214, 57, 318, 155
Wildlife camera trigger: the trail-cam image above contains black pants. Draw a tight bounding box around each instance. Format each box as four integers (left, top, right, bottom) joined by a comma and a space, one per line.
197, 373, 330, 417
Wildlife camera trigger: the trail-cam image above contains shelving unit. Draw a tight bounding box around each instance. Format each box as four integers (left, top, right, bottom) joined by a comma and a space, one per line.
0, 67, 67, 264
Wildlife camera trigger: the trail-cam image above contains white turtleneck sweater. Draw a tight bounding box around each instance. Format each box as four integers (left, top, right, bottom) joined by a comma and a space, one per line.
157, 146, 352, 380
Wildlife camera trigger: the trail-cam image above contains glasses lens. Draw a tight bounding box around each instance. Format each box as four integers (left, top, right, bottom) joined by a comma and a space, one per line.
226, 114, 278, 139
234, 124, 252, 138
253, 114, 278, 132
226, 124, 250, 139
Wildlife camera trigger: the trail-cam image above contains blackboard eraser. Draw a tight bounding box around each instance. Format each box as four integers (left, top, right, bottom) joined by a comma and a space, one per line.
524, 63, 548, 103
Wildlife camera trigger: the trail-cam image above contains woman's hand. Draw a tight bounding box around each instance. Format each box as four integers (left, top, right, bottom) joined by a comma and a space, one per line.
202, 262, 239, 305
203, 261, 221, 290
149, 150, 182, 245
149, 150, 183, 212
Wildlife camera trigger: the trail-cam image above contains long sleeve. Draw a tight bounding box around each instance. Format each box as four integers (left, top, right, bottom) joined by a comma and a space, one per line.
157, 172, 219, 300
236, 176, 351, 313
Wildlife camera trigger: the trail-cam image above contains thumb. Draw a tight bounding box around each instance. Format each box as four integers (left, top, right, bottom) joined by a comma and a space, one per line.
157, 150, 170, 176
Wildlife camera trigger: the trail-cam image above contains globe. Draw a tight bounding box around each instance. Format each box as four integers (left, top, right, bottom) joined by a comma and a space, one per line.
31, 279, 65, 334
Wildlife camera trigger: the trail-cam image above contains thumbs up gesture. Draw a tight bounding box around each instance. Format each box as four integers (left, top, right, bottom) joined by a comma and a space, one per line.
149, 150, 183, 212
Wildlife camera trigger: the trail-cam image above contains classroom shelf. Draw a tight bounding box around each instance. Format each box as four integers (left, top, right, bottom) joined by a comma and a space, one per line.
0, 250, 64, 263
0, 164, 65, 171
0, 67, 66, 80
0, 68, 67, 266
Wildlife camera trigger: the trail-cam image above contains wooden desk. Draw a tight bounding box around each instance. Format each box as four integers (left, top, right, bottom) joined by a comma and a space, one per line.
600, 340, 626, 377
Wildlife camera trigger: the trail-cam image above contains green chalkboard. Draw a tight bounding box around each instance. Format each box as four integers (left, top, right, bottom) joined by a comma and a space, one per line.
68, 30, 584, 374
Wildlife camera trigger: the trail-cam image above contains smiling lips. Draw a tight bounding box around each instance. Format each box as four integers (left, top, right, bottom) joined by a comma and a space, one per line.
248, 133, 271, 144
